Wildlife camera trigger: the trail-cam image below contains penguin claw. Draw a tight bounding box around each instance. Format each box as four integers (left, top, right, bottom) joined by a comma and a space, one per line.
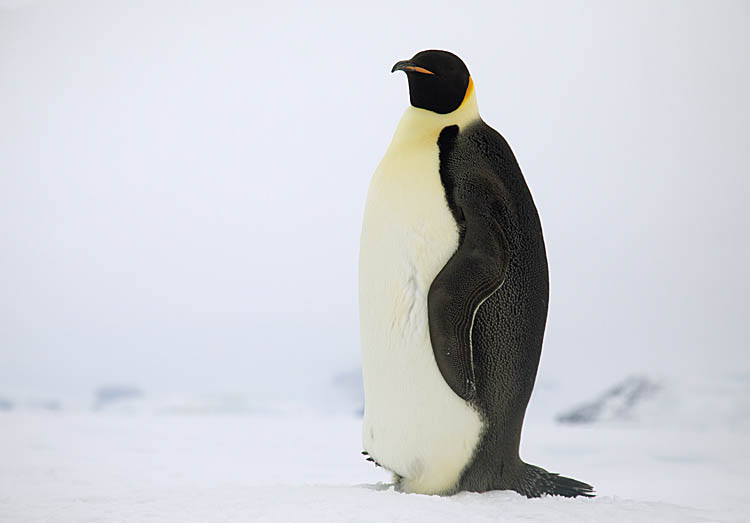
362, 451, 382, 467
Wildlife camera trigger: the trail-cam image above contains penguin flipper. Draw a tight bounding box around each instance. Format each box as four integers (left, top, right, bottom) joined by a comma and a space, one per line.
427, 212, 509, 401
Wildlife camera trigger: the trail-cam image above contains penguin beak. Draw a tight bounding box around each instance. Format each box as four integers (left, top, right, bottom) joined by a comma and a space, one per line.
391, 60, 436, 75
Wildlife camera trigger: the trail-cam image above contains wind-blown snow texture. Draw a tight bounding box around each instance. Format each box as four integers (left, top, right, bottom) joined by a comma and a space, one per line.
1, 411, 747, 522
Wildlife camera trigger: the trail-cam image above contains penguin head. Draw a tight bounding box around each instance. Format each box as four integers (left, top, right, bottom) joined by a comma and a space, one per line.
392, 50, 471, 115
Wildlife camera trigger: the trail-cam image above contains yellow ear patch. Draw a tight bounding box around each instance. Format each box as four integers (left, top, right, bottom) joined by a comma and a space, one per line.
461, 77, 474, 107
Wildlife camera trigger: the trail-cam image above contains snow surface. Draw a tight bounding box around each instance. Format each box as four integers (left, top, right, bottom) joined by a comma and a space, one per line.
1, 411, 746, 522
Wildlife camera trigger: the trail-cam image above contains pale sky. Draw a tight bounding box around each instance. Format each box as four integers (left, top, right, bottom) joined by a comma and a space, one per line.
1, 0, 748, 408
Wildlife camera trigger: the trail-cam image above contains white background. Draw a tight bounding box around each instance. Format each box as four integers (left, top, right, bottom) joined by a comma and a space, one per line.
1, 0, 749, 411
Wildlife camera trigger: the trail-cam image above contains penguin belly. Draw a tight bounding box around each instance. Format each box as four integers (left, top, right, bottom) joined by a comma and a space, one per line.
359, 134, 484, 495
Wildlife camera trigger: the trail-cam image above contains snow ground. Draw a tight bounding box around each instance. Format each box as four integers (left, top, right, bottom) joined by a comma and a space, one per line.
1, 412, 746, 522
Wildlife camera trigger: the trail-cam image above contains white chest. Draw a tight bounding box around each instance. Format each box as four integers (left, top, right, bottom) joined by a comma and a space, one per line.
358, 113, 483, 495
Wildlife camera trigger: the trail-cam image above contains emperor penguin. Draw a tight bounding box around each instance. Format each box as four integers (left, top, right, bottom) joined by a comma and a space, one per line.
358, 50, 593, 498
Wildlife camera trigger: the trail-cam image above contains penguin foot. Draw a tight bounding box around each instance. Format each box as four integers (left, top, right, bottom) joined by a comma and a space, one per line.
392, 472, 404, 491
514, 463, 595, 498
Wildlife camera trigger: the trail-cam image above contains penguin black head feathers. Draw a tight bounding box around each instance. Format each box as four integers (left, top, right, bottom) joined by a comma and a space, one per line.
392, 50, 471, 115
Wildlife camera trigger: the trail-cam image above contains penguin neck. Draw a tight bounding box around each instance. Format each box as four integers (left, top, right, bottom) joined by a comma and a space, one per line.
391, 89, 481, 146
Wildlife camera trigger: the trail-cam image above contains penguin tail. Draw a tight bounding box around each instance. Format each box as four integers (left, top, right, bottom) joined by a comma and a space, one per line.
514, 463, 594, 498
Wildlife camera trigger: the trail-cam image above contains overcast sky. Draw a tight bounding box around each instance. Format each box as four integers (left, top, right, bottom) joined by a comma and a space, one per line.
1, 0, 748, 408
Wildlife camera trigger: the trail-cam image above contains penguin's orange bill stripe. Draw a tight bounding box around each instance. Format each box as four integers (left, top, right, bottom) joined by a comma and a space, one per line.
403, 65, 435, 75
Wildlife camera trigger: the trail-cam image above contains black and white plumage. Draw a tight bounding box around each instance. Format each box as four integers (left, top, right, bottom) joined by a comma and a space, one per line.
359, 50, 593, 497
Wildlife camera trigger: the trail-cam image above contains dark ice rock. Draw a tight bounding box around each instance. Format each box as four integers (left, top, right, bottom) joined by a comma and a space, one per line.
557, 376, 660, 424
30, 399, 61, 411
93, 386, 143, 410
